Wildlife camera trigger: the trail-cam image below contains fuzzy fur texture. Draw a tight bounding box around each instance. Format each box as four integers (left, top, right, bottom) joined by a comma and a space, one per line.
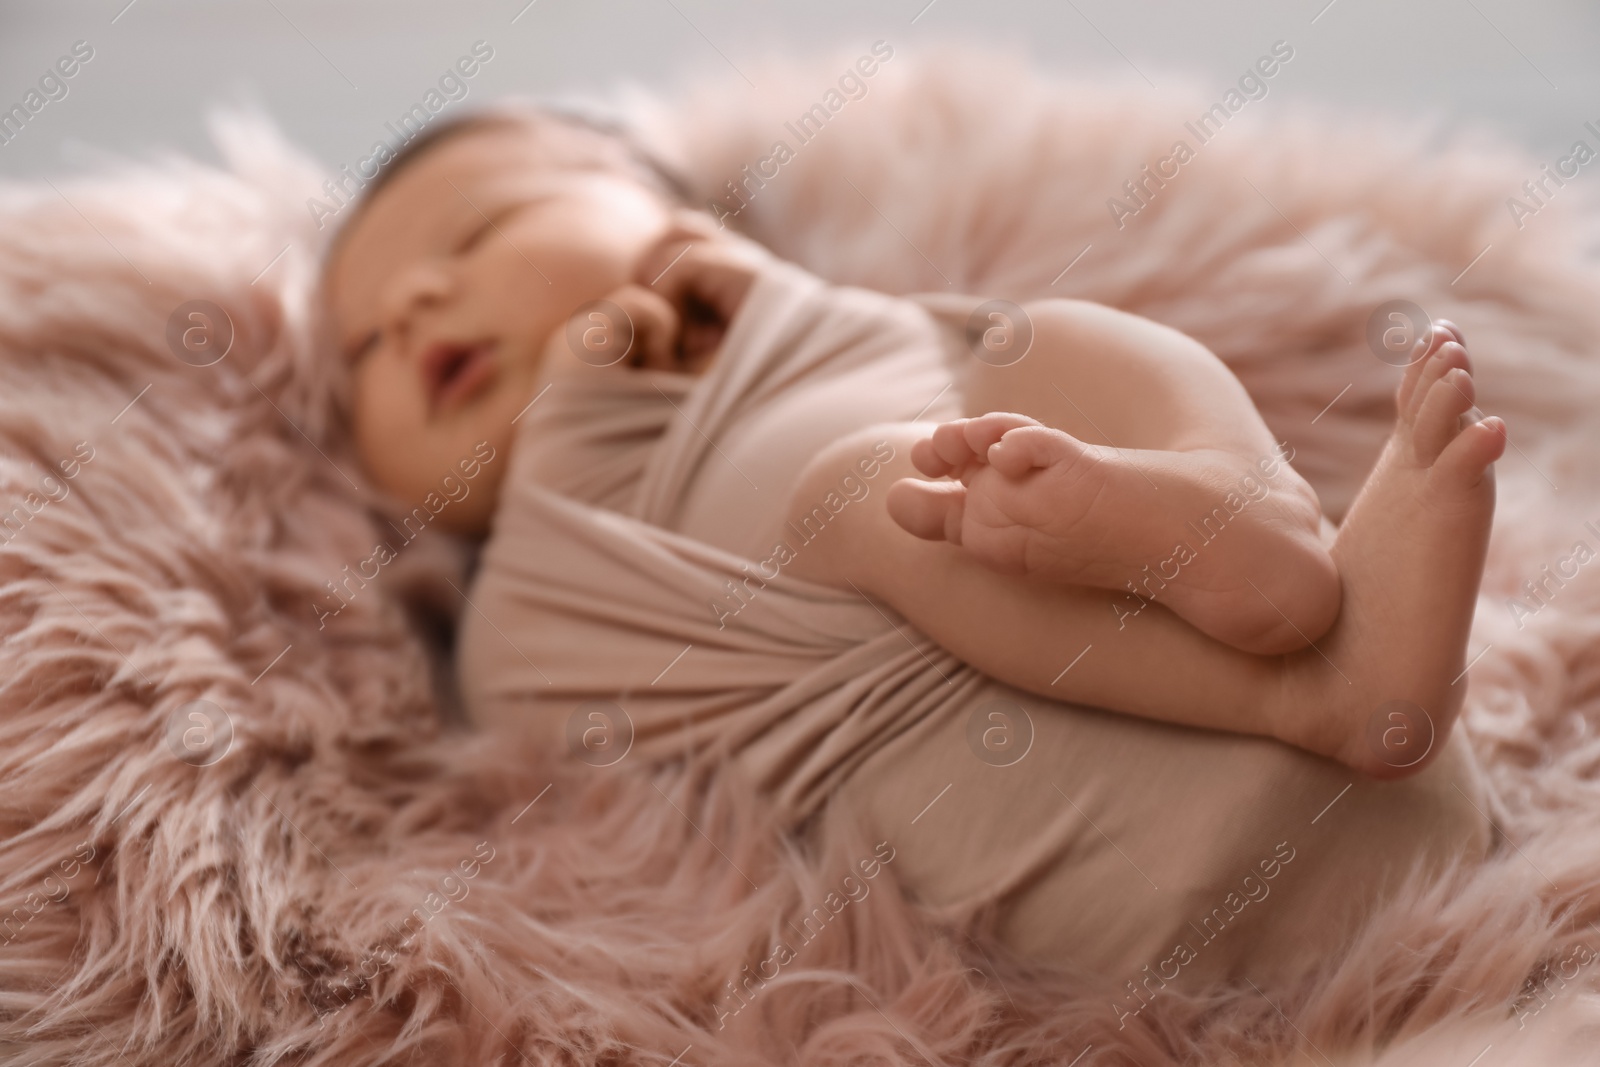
2, 46, 1600, 1066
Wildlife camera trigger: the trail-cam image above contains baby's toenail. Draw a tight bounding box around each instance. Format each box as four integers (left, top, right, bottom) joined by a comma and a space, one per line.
1366, 299, 1431, 366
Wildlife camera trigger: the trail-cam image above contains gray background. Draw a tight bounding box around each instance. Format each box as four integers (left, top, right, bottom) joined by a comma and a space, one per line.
0, 0, 1595, 180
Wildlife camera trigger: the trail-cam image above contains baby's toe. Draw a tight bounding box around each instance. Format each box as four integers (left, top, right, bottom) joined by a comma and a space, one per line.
1397, 328, 1441, 411
1433, 415, 1506, 490
916, 420, 979, 476
1397, 323, 1469, 416
1403, 342, 1469, 424
1412, 367, 1477, 465
962, 412, 1041, 454
986, 424, 1088, 478
1432, 319, 1466, 351
910, 434, 950, 478
887, 477, 967, 544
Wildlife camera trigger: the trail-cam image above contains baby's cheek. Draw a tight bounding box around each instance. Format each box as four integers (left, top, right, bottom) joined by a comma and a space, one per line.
433, 444, 509, 536
351, 356, 429, 496
538, 319, 584, 378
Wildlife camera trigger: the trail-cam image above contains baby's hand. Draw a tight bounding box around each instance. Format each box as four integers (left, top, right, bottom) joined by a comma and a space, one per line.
533, 282, 682, 383
631, 220, 763, 373
595, 284, 685, 371
543, 220, 764, 380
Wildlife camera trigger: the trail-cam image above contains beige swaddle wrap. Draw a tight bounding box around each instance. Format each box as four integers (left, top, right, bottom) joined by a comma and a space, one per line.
459, 254, 1491, 988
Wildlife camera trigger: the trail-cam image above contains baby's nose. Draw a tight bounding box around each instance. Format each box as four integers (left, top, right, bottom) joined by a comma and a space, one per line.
379, 259, 457, 328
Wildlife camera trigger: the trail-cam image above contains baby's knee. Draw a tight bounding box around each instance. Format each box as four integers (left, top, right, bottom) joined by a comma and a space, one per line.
1019, 298, 1124, 356
1020, 297, 1207, 361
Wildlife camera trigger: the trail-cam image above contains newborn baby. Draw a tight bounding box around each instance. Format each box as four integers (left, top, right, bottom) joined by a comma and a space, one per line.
323, 103, 1503, 979
324, 105, 1504, 781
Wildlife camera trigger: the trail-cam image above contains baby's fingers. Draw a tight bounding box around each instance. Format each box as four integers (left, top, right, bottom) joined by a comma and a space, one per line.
887, 478, 967, 545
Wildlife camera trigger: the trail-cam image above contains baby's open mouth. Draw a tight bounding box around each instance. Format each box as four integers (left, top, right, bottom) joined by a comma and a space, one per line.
422, 340, 497, 416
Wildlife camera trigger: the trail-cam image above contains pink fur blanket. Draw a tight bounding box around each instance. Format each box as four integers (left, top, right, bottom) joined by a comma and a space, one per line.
4, 46, 1600, 1066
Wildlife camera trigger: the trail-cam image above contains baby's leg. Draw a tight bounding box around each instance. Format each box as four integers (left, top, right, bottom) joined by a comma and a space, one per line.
793, 381, 1501, 778
892, 301, 1396, 654
1299, 336, 1503, 775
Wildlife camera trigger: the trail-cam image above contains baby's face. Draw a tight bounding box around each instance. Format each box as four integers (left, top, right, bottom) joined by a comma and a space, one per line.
326, 123, 676, 535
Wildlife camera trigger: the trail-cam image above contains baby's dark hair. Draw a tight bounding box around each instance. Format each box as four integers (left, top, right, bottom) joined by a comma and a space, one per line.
323, 100, 693, 262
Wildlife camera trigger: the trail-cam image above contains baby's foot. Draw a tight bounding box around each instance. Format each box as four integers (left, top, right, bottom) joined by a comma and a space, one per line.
1280, 322, 1506, 778
885, 413, 1338, 654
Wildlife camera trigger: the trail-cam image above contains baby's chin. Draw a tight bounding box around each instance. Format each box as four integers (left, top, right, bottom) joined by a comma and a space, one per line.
366, 402, 523, 541
411, 434, 510, 539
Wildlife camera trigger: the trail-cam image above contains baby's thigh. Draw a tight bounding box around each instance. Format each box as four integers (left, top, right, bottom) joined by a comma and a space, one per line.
960, 298, 1276, 456
821, 679, 1490, 987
